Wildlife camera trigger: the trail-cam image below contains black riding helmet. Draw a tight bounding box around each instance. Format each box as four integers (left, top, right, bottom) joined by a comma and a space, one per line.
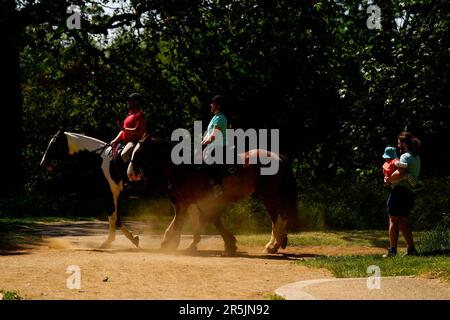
128, 92, 143, 104
210, 95, 226, 111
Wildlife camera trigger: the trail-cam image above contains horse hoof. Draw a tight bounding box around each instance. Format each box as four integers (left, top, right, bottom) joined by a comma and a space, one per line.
160, 241, 179, 251
133, 236, 140, 248
186, 244, 197, 252
280, 236, 288, 249
100, 241, 112, 249
225, 244, 238, 256
264, 246, 278, 254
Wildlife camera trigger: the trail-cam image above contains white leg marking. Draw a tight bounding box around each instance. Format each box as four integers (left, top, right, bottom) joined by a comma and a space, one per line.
274, 215, 288, 245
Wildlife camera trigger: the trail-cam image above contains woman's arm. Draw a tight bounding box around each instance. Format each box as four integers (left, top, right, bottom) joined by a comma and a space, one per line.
386, 167, 406, 184
110, 131, 123, 145
202, 127, 222, 146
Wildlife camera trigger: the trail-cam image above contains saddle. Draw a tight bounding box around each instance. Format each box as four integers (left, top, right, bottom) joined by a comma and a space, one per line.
109, 142, 127, 184
198, 145, 239, 186
112, 142, 125, 161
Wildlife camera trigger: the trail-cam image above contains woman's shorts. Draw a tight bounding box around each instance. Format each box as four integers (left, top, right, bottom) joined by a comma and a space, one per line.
387, 185, 415, 217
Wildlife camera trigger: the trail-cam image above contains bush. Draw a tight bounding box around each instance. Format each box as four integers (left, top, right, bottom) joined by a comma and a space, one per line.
2, 171, 449, 234
0, 193, 111, 220
417, 213, 450, 255
297, 178, 387, 230
296, 176, 450, 231
411, 177, 450, 230
222, 197, 272, 233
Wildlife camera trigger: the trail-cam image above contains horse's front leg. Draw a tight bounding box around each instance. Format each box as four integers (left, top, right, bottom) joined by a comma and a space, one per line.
186, 205, 202, 252
213, 216, 237, 255
100, 187, 120, 249
101, 184, 139, 248
116, 188, 140, 247
161, 202, 188, 250
196, 203, 237, 255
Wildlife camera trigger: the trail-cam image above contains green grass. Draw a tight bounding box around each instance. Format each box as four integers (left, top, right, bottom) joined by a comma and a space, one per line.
0, 290, 24, 300
238, 230, 450, 283
297, 254, 450, 281
269, 293, 286, 300
236, 230, 426, 248
0, 216, 96, 224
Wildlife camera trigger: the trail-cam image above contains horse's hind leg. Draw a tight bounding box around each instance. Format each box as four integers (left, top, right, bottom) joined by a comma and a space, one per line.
261, 198, 287, 253
161, 202, 188, 250
196, 204, 237, 254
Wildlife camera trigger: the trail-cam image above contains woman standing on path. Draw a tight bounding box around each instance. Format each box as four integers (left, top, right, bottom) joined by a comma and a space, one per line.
383, 131, 421, 257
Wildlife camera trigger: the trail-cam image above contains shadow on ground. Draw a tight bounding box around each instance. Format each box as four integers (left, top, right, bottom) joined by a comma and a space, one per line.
339, 230, 390, 248
0, 221, 107, 255
72, 246, 324, 261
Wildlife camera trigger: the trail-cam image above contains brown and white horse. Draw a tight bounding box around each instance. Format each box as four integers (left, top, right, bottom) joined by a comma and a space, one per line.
40, 130, 139, 248
127, 136, 300, 253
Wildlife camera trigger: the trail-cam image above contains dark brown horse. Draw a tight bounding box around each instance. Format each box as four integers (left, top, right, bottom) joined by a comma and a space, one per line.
127, 136, 299, 253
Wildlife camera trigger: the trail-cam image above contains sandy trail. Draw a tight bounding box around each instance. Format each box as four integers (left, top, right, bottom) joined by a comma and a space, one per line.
0, 220, 386, 300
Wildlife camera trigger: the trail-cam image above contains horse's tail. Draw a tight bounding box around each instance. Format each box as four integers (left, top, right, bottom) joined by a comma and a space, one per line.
279, 155, 300, 232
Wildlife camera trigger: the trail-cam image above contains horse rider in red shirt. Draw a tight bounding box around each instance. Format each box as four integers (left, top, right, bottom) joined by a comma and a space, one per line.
111, 93, 147, 166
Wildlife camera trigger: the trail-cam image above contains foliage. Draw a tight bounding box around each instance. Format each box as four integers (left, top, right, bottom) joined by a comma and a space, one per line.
222, 197, 272, 232
417, 213, 450, 255
18, 0, 450, 181
2, 0, 450, 228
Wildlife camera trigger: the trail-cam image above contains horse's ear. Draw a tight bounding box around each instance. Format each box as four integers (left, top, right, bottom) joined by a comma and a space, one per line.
141, 132, 151, 142
55, 127, 63, 135
57, 126, 66, 135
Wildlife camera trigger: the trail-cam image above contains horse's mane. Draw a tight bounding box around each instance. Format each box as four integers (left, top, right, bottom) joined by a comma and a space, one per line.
65, 132, 107, 145
139, 134, 176, 147
64, 132, 110, 156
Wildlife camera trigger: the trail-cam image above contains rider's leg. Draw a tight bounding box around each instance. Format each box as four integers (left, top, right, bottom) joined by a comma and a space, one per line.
121, 142, 135, 163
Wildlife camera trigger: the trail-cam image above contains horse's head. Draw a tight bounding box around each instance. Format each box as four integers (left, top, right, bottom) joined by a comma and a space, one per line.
40, 129, 69, 172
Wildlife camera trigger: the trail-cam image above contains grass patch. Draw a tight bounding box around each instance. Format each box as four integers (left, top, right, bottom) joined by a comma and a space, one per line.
269, 293, 286, 300
416, 215, 450, 255
0, 290, 24, 300
237, 230, 426, 248
0, 216, 96, 225
297, 254, 450, 281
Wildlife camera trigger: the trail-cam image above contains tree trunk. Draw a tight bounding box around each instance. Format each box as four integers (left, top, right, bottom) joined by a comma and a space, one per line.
0, 0, 24, 195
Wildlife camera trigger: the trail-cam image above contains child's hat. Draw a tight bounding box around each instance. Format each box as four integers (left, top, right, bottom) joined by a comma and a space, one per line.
383, 146, 398, 159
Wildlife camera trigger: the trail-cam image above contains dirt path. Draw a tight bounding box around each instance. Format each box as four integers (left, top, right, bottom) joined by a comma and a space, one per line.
0, 220, 386, 300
